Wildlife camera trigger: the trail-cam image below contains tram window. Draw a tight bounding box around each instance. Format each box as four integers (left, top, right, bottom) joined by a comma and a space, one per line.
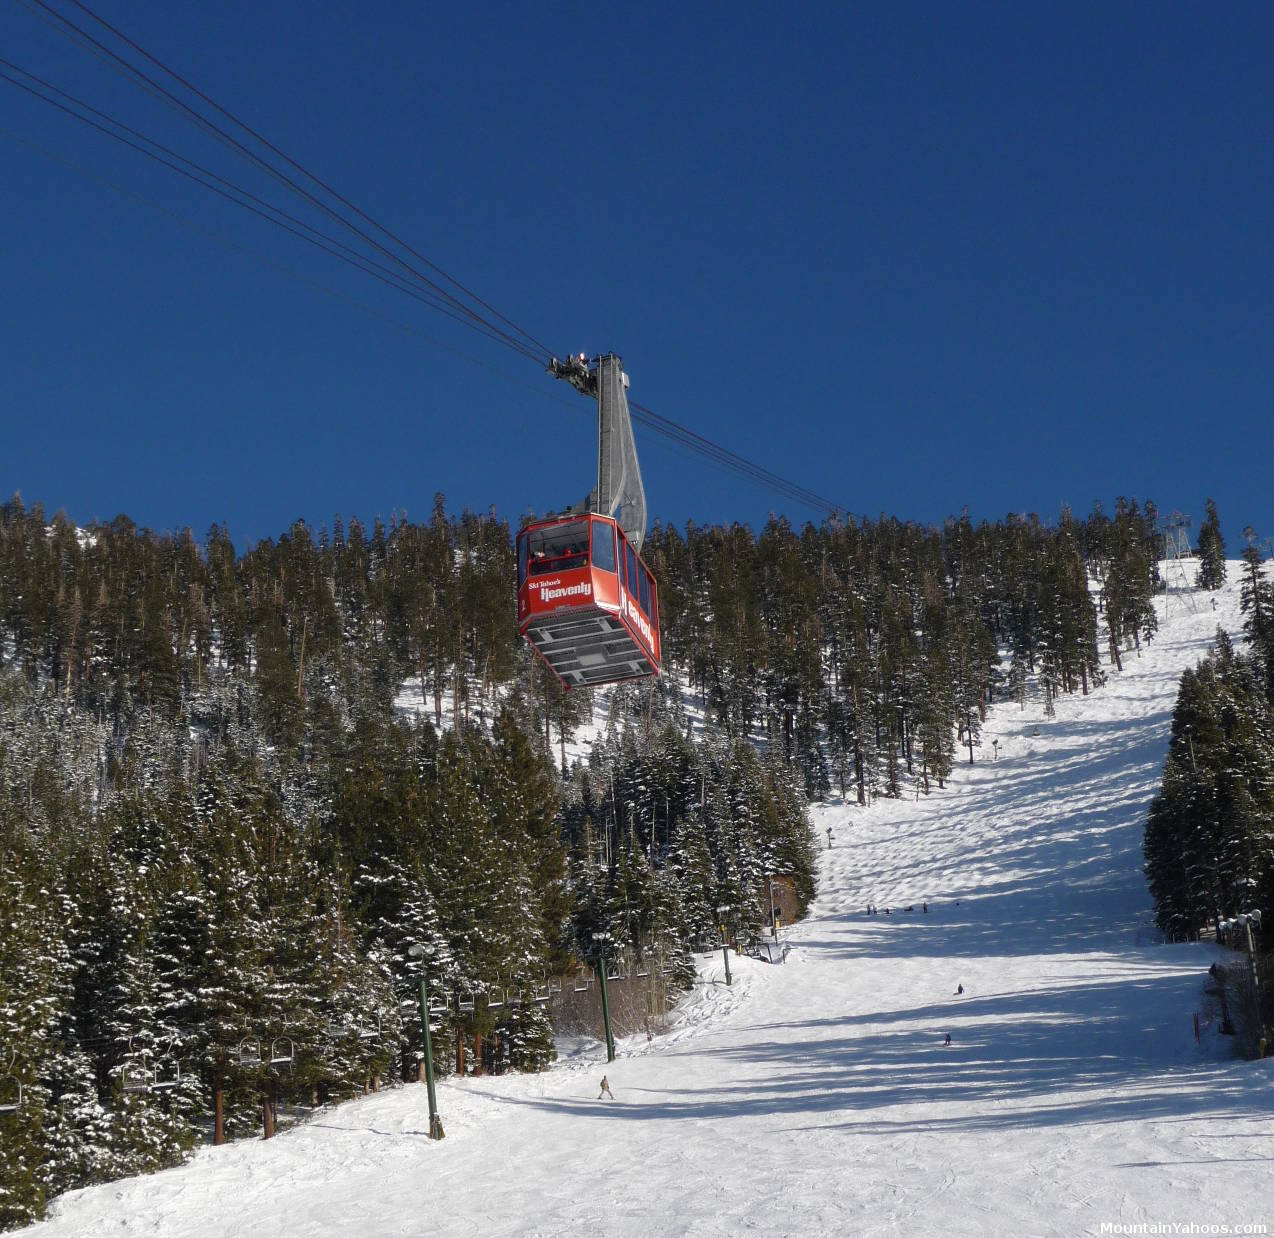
518, 534, 528, 586
592, 522, 617, 573
529, 521, 589, 573
626, 544, 637, 594
638, 564, 651, 615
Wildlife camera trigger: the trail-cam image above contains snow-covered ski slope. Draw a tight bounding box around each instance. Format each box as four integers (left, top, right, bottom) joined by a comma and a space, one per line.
30, 568, 1274, 1238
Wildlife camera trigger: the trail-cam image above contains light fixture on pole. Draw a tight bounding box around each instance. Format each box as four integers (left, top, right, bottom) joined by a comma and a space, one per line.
407, 944, 445, 1139
591, 930, 616, 1062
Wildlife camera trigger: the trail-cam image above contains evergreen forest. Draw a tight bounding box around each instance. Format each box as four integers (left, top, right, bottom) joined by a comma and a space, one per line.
1146, 530, 1274, 939
0, 490, 1173, 1227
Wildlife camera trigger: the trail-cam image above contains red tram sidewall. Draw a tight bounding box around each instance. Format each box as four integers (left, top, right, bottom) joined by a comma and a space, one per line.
519, 564, 659, 666
519, 564, 598, 625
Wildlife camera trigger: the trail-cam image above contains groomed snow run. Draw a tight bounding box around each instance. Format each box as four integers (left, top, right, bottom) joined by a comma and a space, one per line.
28, 567, 1274, 1238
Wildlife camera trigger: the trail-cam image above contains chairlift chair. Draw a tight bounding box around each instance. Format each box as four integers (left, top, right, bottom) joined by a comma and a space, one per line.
606, 959, 625, 982
120, 1062, 156, 1093
635, 957, 651, 978
456, 988, 475, 1015
357, 1013, 382, 1041
533, 979, 551, 1004
427, 990, 447, 1017
151, 1059, 182, 1093
269, 1038, 295, 1069
487, 984, 505, 1009
0, 1078, 25, 1115
572, 970, 591, 993
548, 976, 563, 995
237, 1037, 262, 1068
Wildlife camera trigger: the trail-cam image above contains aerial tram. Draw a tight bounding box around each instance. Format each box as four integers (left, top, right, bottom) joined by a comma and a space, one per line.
516, 353, 660, 689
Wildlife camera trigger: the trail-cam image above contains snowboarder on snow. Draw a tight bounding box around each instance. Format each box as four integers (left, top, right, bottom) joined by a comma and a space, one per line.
943, 1033, 951, 1046
954, 983, 964, 995
598, 1075, 614, 1100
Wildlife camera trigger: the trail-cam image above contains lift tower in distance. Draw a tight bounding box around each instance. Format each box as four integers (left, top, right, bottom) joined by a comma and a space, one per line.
515, 353, 661, 689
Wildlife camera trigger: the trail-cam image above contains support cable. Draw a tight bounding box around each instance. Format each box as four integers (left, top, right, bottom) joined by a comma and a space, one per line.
9, 4, 848, 519
631, 400, 841, 515
62, 0, 555, 364
21, 0, 546, 364
0, 62, 534, 356
0, 123, 555, 394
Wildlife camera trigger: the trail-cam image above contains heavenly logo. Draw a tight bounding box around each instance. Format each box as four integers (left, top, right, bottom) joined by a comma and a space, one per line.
624, 595, 652, 644
542, 582, 591, 602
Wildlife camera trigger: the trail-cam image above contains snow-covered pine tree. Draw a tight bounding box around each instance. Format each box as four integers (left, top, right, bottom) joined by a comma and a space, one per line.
1195, 499, 1227, 591
1145, 633, 1274, 936
1239, 532, 1274, 702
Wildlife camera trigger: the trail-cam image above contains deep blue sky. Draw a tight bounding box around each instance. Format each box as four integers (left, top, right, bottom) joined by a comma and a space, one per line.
2, 2, 1271, 548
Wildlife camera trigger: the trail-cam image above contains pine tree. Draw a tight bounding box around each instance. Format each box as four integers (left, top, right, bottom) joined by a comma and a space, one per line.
1195, 499, 1227, 590
1239, 532, 1274, 698
1145, 633, 1274, 937
0, 849, 57, 1228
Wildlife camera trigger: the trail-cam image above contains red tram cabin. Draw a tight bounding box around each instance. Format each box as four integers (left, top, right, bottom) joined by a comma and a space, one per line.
516, 513, 660, 688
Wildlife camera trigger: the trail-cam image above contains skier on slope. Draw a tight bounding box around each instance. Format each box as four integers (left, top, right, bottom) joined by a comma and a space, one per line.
598, 1075, 614, 1100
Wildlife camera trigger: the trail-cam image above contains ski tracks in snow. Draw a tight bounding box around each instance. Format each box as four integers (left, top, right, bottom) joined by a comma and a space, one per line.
30, 567, 1274, 1238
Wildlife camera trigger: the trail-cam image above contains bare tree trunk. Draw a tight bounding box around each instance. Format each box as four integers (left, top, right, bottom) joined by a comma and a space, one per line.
454, 625, 462, 732
296, 615, 308, 700
433, 638, 443, 726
